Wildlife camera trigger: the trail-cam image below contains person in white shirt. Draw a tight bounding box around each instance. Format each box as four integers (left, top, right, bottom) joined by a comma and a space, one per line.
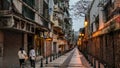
29, 47, 36, 67
18, 48, 27, 68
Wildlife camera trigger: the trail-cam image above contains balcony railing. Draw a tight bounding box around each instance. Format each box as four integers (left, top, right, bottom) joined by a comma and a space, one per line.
22, 0, 35, 8
54, 21, 62, 29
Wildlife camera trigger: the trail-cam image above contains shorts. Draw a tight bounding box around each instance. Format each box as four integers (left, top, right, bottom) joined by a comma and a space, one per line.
19, 59, 25, 66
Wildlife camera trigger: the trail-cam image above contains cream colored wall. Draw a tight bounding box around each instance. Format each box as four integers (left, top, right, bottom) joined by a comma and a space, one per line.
35, 14, 43, 25
14, 0, 44, 26
90, 0, 99, 32
90, 0, 106, 32
98, 7, 104, 30
13, 0, 22, 13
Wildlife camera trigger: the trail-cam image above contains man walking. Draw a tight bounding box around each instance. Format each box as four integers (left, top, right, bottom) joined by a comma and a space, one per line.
29, 47, 36, 68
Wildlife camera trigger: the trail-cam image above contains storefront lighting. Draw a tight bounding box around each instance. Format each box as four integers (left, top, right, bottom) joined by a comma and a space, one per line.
46, 37, 52, 41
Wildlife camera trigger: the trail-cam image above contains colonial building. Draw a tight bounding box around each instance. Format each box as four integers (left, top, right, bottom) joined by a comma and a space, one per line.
51, 0, 72, 53
81, 0, 120, 68
63, 0, 73, 51
0, 0, 72, 67
49, 0, 65, 54
0, 0, 51, 67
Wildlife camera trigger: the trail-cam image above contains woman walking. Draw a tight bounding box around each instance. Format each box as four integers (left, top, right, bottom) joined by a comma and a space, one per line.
18, 48, 27, 68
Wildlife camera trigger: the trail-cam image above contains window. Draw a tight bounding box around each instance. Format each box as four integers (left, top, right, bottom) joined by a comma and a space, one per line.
0, 0, 10, 10
22, 5, 35, 20
91, 23, 93, 33
95, 15, 99, 30
54, 0, 58, 4
103, 0, 113, 23
22, 0, 35, 8
103, 5, 109, 22
43, 1, 49, 19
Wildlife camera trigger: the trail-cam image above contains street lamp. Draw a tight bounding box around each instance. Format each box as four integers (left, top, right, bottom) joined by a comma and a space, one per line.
79, 33, 84, 37
84, 21, 88, 27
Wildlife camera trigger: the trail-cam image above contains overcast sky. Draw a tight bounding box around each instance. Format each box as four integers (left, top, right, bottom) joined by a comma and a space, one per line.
69, 0, 85, 31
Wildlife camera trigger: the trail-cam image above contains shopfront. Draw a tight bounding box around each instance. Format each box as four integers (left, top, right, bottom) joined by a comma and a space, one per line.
3, 31, 23, 67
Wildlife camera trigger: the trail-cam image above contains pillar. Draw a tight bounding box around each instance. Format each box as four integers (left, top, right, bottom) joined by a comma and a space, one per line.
23, 33, 28, 52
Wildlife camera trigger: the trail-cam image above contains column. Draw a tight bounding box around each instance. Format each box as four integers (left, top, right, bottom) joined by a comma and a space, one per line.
24, 33, 28, 52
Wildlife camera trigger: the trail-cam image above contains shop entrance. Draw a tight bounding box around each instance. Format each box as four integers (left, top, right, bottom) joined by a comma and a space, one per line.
27, 34, 34, 55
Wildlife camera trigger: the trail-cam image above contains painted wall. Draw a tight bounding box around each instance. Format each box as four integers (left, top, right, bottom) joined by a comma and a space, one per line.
13, 0, 22, 13
90, 0, 99, 32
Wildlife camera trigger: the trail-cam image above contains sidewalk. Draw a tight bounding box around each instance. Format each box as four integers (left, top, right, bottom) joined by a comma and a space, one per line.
45, 49, 74, 68
67, 48, 92, 68
25, 47, 92, 68
25, 48, 75, 68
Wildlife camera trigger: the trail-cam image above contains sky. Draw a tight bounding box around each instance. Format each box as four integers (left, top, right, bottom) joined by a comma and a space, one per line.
69, 0, 85, 31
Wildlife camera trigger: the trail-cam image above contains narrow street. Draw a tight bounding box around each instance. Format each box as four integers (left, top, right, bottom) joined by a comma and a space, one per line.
26, 47, 92, 68
0, 0, 119, 68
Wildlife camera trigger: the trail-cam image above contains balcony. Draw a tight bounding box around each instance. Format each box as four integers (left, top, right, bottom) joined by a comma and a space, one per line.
103, 1, 120, 23
53, 20, 64, 35
54, 5, 63, 14
53, 20, 62, 29
64, 11, 70, 24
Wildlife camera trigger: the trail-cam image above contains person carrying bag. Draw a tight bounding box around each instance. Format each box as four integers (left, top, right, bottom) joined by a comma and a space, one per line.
18, 48, 28, 68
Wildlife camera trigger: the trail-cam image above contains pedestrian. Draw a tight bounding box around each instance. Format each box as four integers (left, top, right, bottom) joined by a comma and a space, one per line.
29, 47, 36, 68
18, 47, 27, 68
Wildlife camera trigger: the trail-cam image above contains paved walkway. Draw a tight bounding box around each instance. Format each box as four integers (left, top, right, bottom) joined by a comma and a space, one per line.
67, 48, 92, 68
45, 49, 75, 68
25, 47, 92, 68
